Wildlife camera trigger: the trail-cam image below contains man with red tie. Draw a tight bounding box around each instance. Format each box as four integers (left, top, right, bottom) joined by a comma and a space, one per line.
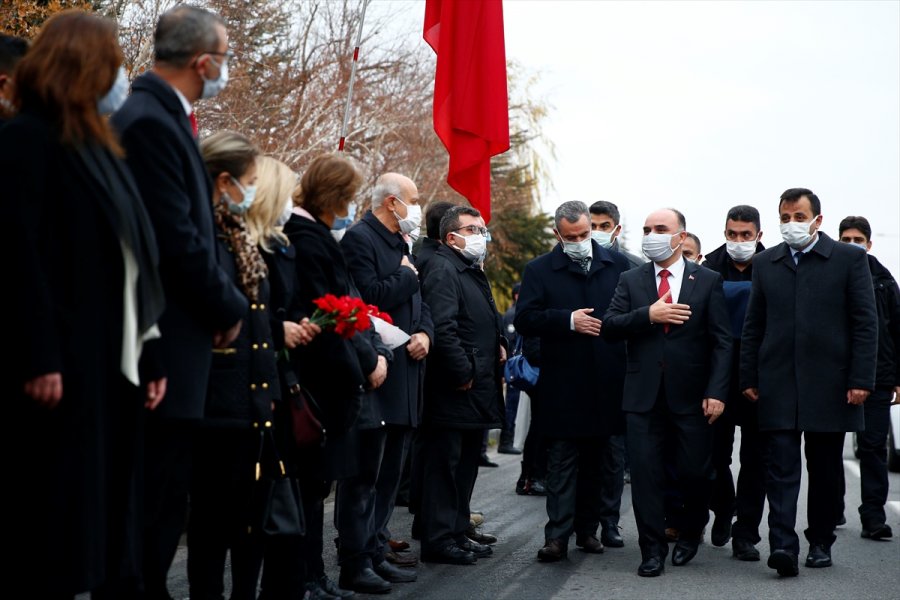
603, 208, 732, 577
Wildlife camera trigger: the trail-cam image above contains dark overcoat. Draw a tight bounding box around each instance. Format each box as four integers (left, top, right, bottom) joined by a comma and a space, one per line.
739, 234, 877, 432
603, 258, 733, 415
421, 245, 504, 429
341, 211, 434, 427
112, 72, 247, 419
3, 111, 160, 595
514, 242, 630, 438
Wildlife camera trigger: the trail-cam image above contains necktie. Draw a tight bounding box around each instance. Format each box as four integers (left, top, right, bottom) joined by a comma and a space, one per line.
658, 269, 672, 333
793, 251, 801, 265
189, 111, 198, 138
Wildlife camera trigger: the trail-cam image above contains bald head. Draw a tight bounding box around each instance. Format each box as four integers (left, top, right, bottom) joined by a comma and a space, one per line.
371, 172, 416, 209
643, 208, 685, 235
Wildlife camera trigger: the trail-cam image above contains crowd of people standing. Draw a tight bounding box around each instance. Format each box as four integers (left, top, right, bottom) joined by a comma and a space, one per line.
2, 4, 898, 600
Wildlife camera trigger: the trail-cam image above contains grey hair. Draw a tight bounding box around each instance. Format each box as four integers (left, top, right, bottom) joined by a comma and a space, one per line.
370, 176, 404, 209
554, 200, 589, 230
154, 5, 224, 68
439, 205, 481, 241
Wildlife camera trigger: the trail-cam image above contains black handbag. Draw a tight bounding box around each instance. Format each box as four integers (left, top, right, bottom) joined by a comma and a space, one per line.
504, 335, 540, 393
250, 421, 305, 536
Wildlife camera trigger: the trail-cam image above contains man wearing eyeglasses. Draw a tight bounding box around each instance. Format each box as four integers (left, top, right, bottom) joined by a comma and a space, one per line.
112, 7, 247, 598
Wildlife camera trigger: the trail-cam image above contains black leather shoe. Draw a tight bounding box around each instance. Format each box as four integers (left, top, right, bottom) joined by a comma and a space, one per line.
374, 560, 417, 583
319, 576, 355, 598
601, 526, 624, 548
637, 556, 664, 577
805, 544, 832, 568
767, 549, 799, 577
731, 538, 760, 561
466, 525, 498, 545
479, 454, 499, 467
835, 514, 846, 527
338, 568, 392, 594
529, 479, 548, 496
671, 540, 699, 566
575, 534, 605, 554
861, 523, 893, 540
537, 538, 568, 562
422, 543, 477, 565
458, 539, 493, 558
711, 513, 732, 547
498, 444, 522, 454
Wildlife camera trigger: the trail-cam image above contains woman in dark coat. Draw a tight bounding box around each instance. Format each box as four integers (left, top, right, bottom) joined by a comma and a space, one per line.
190, 131, 281, 600
1, 11, 165, 598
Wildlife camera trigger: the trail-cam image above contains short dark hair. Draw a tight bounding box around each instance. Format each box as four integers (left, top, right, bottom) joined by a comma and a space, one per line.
425, 201, 455, 240
154, 5, 224, 67
589, 200, 621, 225
779, 187, 821, 216
725, 205, 761, 231
0, 35, 28, 74
838, 216, 872, 242
685, 232, 701, 253
440, 205, 481, 241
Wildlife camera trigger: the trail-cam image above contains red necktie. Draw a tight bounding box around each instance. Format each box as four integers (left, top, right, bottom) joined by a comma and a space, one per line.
189, 111, 198, 138
658, 269, 672, 333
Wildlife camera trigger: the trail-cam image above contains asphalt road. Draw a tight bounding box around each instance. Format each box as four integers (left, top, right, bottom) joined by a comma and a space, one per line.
153, 432, 898, 599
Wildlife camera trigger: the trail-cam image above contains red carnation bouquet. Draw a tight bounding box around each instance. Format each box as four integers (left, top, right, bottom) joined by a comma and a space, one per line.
310, 294, 393, 339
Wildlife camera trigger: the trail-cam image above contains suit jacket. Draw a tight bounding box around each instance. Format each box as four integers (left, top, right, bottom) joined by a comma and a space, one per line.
740, 234, 877, 432
603, 258, 733, 415
515, 242, 630, 437
421, 245, 504, 429
341, 211, 434, 427
112, 72, 247, 419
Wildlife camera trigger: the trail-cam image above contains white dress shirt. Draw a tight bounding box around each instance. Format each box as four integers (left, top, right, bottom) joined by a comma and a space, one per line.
653, 256, 686, 304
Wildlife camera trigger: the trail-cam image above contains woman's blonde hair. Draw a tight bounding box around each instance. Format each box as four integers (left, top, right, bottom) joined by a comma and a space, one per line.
247, 155, 295, 251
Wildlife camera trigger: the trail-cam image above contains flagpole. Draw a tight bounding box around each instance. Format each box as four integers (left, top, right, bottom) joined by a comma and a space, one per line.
338, 0, 369, 152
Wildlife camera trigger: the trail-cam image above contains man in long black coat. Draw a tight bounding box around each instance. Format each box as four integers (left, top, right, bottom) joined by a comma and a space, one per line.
338, 172, 434, 591
111, 7, 247, 596
740, 188, 877, 576
420, 206, 506, 565
603, 208, 732, 577
515, 201, 631, 562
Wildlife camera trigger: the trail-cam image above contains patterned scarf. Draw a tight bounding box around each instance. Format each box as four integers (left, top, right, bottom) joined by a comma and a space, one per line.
574, 256, 591, 273
213, 198, 267, 302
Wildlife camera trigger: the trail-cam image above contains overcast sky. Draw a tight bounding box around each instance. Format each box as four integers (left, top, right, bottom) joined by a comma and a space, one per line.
377, 0, 899, 276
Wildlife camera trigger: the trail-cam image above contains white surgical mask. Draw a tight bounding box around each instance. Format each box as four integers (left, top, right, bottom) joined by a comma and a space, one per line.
98, 65, 129, 115
561, 237, 592, 261
451, 232, 487, 261
642, 232, 681, 263
591, 230, 615, 249
275, 198, 293, 227
201, 57, 229, 100
780, 221, 816, 250
726, 239, 757, 263
393, 198, 422, 234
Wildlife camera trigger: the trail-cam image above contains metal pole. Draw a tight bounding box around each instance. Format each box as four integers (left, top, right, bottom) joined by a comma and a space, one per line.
338, 0, 369, 151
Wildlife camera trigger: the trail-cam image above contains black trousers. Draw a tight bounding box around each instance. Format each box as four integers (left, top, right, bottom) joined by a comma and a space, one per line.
143, 415, 194, 599
597, 434, 625, 530
336, 426, 410, 571
543, 436, 608, 542
627, 392, 714, 560
187, 427, 263, 600
420, 427, 483, 551
710, 404, 766, 544
762, 430, 844, 554
857, 389, 893, 528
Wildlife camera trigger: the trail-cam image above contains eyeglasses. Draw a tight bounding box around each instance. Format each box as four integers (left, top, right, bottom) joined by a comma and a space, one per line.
454, 225, 488, 236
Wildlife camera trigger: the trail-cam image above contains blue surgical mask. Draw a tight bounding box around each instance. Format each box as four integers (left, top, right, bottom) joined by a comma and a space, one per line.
332, 203, 356, 231
98, 65, 129, 115
227, 177, 256, 215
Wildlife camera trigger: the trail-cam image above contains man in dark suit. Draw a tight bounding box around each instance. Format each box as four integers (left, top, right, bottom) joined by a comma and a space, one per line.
603, 208, 732, 577
338, 172, 434, 592
740, 189, 877, 576
515, 201, 631, 562
701, 205, 767, 559
112, 7, 247, 597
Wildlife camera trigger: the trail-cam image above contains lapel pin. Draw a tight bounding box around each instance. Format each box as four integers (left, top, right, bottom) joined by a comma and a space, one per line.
688, 274, 695, 280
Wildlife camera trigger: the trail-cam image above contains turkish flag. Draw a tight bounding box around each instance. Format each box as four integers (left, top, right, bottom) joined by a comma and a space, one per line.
424, 0, 510, 223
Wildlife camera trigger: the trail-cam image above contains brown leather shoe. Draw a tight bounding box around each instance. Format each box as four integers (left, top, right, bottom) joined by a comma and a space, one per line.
575, 534, 605, 554
537, 538, 568, 562
389, 539, 410, 552
385, 551, 418, 567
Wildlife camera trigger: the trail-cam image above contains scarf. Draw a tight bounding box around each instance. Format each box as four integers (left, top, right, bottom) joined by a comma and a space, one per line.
213, 198, 267, 302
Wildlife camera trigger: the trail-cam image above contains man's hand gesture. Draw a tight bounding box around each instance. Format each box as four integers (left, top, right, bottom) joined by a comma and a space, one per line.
572, 308, 602, 336
649, 290, 691, 325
